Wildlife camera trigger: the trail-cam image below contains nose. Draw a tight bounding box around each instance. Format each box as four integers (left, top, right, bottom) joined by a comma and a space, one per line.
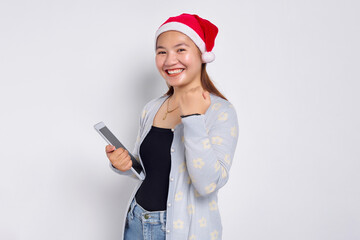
164, 51, 178, 66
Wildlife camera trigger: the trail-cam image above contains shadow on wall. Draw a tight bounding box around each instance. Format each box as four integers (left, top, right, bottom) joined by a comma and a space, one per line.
133, 65, 166, 109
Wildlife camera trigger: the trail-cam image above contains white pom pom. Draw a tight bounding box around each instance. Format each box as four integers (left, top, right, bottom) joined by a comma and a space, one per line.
202, 52, 215, 63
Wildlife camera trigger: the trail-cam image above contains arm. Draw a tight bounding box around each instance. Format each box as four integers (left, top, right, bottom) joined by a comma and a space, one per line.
182, 105, 239, 196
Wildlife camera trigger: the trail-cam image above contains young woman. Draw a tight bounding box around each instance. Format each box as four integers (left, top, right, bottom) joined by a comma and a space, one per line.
106, 13, 239, 240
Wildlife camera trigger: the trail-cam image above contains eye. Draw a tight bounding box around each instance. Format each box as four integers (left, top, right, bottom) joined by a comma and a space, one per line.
157, 51, 166, 55
177, 48, 186, 53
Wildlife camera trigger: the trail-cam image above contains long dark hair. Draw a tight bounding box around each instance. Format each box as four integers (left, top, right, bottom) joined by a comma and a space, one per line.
164, 63, 227, 101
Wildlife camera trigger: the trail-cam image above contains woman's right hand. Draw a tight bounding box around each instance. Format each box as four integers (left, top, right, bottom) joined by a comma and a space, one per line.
105, 145, 132, 172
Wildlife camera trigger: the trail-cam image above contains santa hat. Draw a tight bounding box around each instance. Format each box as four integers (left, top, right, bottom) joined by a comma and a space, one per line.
155, 13, 218, 63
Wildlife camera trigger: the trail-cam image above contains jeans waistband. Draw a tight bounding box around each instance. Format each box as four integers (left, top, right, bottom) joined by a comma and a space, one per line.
128, 198, 166, 225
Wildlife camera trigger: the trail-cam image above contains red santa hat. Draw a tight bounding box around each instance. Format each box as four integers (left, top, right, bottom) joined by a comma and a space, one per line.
155, 13, 218, 63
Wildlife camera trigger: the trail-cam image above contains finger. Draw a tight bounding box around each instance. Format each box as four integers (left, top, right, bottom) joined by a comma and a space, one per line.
202, 90, 209, 99
119, 155, 131, 170
113, 147, 125, 157
119, 149, 129, 159
121, 153, 130, 164
105, 145, 115, 153
205, 91, 210, 98
206, 92, 211, 105
124, 158, 133, 171
108, 154, 116, 165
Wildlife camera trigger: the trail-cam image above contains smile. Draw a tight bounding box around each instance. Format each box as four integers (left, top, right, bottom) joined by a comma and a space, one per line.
166, 68, 184, 75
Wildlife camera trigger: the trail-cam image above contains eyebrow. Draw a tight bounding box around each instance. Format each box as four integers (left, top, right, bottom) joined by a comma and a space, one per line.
156, 43, 190, 50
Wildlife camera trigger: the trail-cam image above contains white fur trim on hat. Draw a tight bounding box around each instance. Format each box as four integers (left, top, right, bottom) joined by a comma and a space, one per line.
155, 22, 206, 54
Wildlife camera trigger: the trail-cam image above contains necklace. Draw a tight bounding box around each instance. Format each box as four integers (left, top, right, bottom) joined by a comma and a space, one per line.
163, 96, 179, 120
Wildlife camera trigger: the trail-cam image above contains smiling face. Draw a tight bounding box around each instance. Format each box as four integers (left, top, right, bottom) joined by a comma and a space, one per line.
155, 31, 203, 89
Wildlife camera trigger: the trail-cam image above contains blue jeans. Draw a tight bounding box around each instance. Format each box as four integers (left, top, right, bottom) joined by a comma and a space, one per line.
124, 198, 167, 240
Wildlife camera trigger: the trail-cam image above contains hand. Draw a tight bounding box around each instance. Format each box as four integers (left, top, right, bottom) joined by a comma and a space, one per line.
179, 86, 211, 116
105, 145, 132, 172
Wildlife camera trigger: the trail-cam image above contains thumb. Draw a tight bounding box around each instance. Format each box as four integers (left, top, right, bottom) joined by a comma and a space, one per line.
202, 90, 210, 100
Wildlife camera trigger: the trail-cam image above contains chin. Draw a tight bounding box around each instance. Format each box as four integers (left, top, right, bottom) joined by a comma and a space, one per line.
165, 79, 185, 88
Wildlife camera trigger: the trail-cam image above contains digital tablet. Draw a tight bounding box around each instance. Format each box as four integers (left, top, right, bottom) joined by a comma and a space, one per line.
94, 121, 145, 180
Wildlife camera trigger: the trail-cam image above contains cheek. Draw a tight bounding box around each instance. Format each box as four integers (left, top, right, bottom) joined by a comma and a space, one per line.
182, 54, 192, 63
155, 56, 163, 71
182, 51, 202, 67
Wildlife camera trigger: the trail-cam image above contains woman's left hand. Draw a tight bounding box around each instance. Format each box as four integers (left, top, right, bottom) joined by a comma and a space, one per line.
179, 86, 211, 116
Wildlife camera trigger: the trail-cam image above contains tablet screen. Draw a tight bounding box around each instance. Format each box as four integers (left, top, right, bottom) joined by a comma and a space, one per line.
99, 126, 143, 175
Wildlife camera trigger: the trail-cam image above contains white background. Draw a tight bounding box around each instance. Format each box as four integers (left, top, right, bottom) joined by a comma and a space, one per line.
1, 0, 359, 239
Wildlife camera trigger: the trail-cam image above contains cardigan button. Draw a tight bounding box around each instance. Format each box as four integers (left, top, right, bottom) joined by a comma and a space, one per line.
171, 148, 175, 153
166, 229, 170, 234
168, 203, 171, 207
170, 177, 174, 182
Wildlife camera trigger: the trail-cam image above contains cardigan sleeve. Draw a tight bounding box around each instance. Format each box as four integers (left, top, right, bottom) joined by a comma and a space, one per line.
182, 104, 239, 196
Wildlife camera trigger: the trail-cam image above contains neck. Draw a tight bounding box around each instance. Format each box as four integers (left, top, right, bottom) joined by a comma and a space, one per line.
169, 79, 203, 105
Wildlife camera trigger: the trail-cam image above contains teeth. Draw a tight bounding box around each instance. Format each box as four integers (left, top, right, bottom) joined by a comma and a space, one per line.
167, 69, 183, 74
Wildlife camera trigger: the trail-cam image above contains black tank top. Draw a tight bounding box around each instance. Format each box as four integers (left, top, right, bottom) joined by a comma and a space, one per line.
135, 125, 174, 211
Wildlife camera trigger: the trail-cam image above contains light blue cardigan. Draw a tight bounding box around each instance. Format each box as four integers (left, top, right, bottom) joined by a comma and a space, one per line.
111, 93, 239, 240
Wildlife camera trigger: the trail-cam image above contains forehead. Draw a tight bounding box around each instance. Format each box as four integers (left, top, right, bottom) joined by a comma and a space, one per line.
156, 30, 194, 47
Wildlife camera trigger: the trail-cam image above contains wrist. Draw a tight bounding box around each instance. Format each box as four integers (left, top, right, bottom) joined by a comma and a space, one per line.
180, 113, 201, 118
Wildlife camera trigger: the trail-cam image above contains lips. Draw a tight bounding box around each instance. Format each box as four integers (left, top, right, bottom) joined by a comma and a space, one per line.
165, 68, 184, 76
